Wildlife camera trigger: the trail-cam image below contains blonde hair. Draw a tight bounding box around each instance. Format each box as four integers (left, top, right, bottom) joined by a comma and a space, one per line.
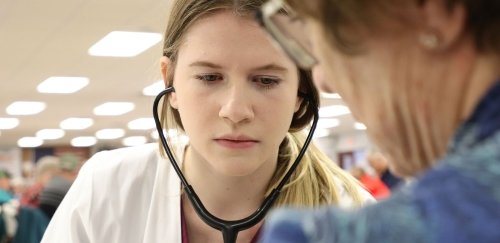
160, 0, 365, 207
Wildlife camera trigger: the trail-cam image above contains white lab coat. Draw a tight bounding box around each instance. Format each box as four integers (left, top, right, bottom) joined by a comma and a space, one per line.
41, 143, 373, 243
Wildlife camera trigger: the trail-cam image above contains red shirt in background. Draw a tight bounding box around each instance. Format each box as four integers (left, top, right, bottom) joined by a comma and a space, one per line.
359, 175, 391, 200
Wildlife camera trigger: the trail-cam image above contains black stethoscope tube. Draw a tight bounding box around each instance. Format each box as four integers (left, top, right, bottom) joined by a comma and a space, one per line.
153, 87, 318, 243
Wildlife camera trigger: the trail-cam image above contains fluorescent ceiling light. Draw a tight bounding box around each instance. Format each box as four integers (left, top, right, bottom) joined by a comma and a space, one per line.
312, 128, 330, 138
18, 137, 43, 147
60, 118, 94, 130
128, 118, 156, 130
93, 102, 135, 116
142, 81, 165, 96
88, 31, 162, 57
122, 136, 147, 147
95, 128, 125, 139
37, 76, 89, 94
36, 129, 65, 140
319, 105, 350, 117
71, 136, 97, 147
354, 122, 367, 130
316, 118, 340, 129
320, 92, 341, 99
6, 101, 46, 115
0, 118, 19, 129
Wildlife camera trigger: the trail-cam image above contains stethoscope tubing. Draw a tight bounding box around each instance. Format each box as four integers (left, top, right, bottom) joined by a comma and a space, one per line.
153, 87, 318, 243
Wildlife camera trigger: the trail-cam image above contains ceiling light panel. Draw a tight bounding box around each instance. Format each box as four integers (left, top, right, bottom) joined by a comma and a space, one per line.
6, 101, 46, 115
71, 136, 97, 147
128, 118, 155, 130
95, 128, 125, 139
60, 118, 94, 130
316, 118, 340, 129
142, 81, 165, 96
312, 128, 330, 138
18, 137, 43, 147
36, 129, 65, 140
37, 76, 89, 94
0, 118, 20, 129
88, 31, 162, 57
354, 122, 367, 130
93, 102, 135, 116
319, 105, 350, 118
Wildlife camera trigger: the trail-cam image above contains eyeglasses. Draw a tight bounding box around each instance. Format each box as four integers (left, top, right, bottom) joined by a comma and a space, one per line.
256, 0, 318, 69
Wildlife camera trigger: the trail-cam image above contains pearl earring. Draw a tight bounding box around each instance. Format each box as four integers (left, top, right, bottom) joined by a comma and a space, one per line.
419, 32, 440, 49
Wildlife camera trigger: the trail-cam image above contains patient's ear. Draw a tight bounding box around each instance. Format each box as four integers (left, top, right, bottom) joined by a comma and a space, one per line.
417, 0, 466, 50
160, 56, 178, 109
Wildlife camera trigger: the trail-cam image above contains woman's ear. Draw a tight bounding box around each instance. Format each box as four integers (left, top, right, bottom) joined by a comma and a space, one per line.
417, 0, 466, 50
160, 56, 170, 87
295, 96, 303, 112
160, 56, 178, 109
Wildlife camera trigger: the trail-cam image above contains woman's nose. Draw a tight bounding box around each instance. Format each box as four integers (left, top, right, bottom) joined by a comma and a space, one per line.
218, 85, 255, 125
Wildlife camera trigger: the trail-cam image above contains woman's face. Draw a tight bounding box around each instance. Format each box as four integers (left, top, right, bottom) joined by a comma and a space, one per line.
167, 11, 301, 177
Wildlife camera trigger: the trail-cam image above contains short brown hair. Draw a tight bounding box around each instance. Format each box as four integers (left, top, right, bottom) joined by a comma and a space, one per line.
288, 0, 500, 54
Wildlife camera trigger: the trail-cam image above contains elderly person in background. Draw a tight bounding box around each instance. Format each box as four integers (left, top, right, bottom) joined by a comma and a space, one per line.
39, 153, 82, 219
20, 156, 60, 208
257, 0, 500, 242
367, 151, 403, 190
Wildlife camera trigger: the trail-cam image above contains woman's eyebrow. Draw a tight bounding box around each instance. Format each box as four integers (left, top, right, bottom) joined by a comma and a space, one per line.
189, 61, 223, 69
188, 61, 288, 73
251, 64, 288, 73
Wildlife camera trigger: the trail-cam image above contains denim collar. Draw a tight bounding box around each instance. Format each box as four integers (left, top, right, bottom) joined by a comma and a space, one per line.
449, 78, 500, 153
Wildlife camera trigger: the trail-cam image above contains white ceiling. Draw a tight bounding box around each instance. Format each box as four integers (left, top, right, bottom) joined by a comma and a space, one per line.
0, 0, 359, 148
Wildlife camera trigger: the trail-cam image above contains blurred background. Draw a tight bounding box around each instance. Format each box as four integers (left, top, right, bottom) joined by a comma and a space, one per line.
0, 0, 373, 179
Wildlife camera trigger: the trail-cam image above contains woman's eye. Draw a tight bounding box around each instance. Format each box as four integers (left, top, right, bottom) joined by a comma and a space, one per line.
195, 74, 223, 82
253, 76, 280, 88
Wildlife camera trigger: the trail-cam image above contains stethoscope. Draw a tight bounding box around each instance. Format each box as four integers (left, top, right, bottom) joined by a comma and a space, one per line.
153, 86, 318, 243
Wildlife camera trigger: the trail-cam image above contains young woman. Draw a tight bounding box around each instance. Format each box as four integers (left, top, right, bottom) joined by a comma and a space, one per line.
40, 0, 372, 242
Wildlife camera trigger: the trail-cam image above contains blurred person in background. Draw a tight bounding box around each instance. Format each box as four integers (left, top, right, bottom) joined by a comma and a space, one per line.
20, 155, 60, 208
367, 151, 403, 190
0, 169, 14, 204
40, 1, 374, 242
10, 177, 27, 200
39, 153, 82, 219
257, 0, 500, 242
350, 166, 390, 200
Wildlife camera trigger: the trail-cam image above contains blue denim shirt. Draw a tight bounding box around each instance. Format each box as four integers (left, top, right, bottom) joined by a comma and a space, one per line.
260, 79, 500, 243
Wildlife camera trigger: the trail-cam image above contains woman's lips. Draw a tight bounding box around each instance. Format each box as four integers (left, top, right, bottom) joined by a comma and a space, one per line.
214, 138, 258, 149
